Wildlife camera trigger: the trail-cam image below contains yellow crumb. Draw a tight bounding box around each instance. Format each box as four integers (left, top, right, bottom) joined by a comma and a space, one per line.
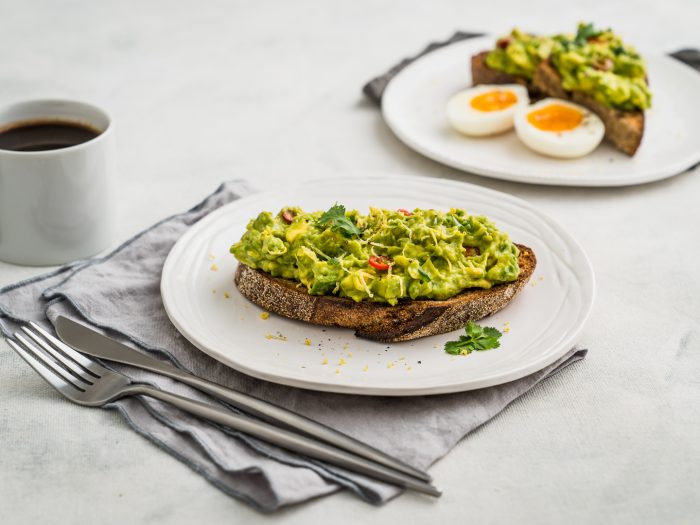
210, 263, 219, 271
304, 338, 312, 346
208, 253, 216, 260
264, 333, 287, 341
504, 327, 510, 333
338, 358, 347, 366
406, 367, 412, 372
362, 365, 369, 372
387, 362, 395, 369
322, 357, 328, 365
335, 368, 340, 375
539, 276, 544, 281
398, 356, 405, 361
223, 291, 230, 299
259, 312, 270, 320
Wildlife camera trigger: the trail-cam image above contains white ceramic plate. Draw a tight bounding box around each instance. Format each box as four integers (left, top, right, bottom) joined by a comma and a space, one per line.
161, 176, 595, 395
382, 37, 700, 186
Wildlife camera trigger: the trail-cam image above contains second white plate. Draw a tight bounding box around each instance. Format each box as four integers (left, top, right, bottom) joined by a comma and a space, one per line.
382, 37, 700, 186
161, 176, 595, 395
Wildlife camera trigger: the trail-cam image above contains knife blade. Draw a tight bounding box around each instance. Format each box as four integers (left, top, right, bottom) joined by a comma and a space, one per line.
55, 315, 432, 484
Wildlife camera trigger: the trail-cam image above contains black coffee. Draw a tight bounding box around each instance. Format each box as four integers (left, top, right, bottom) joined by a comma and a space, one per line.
0, 119, 101, 152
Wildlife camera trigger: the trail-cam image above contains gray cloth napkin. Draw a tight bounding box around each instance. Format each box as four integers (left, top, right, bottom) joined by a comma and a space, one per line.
362, 31, 700, 105
0, 180, 587, 512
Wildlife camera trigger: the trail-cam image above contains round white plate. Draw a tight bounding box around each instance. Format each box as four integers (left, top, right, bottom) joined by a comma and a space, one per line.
382, 36, 700, 186
161, 176, 595, 395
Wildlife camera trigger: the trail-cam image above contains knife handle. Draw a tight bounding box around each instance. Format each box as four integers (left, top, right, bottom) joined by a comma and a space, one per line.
130, 384, 440, 497
54, 315, 431, 483
136, 355, 431, 482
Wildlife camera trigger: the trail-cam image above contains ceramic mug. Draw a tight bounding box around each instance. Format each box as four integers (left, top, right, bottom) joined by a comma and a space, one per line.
0, 100, 116, 266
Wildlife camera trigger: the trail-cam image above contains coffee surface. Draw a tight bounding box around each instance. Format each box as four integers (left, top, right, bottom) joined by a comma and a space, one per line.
0, 120, 101, 152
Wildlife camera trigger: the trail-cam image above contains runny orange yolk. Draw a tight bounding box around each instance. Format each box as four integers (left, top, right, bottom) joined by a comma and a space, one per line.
470, 90, 518, 112
527, 104, 583, 132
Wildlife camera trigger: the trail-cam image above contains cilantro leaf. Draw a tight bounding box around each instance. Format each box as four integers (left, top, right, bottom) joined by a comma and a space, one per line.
417, 267, 432, 282
317, 204, 361, 237
574, 23, 600, 46
444, 321, 502, 356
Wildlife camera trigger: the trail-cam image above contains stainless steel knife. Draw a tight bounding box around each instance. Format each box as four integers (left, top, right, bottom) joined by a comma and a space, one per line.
55, 315, 432, 484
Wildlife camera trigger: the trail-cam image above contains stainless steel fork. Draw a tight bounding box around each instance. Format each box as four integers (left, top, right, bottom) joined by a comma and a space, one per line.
5, 324, 440, 496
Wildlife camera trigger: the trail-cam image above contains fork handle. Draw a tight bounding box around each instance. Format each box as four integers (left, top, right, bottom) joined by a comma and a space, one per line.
129, 384, 440, 497
141, 362, 430, 482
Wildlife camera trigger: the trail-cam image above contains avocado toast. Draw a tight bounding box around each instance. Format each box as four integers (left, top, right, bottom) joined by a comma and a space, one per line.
472, 24, 651, 155
230, 205, 535, 342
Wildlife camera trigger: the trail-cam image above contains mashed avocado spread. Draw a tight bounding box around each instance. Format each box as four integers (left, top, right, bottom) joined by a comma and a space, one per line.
551, 23, 651, 111
486, 29, 554, 80
230, 205, 520, 305
486, 23, 651, 111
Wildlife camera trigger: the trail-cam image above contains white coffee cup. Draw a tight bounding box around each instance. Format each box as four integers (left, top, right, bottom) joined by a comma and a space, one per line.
0, 100, 116, 266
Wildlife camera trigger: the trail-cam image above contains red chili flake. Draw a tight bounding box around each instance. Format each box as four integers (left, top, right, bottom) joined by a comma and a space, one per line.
397, 208, 413, 216
496, 37, 512, 49
281, 209, 296, 224
368, 255, 392, 271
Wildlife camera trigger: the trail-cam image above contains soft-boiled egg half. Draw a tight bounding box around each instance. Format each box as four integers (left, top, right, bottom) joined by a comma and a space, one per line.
514, 98, 605, 158
446, 84, 529, 136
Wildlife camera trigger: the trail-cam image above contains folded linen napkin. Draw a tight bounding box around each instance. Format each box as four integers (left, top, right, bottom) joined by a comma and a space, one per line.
0, 180, 587, 512
362, 31, 700, 105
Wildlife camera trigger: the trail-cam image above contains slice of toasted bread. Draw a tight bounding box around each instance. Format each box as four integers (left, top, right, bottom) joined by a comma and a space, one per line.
532, 60, 644, 155
471, 51, 542, 99
234, 245, 536, 343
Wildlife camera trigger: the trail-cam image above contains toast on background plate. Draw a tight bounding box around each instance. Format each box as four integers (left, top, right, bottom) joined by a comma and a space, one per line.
471, 24, 651, 155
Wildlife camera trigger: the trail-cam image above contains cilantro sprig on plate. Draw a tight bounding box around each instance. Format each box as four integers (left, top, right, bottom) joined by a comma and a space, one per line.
444, 321, 502, 356
317, 204, 362, 237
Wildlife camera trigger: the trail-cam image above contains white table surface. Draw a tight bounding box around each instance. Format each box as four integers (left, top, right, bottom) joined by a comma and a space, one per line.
1, 1, 699, 523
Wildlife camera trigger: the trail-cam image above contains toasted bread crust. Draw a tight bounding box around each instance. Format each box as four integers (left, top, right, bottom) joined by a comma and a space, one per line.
470, 51, 542, 100
234, 245, 536, 342
532, 60, 644, 155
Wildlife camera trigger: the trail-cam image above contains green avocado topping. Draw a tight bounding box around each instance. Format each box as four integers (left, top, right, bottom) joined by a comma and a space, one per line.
485, 29, 554, 80
550, 23, 651, 111
230, 205, 520, 306
486, 23, 652, 111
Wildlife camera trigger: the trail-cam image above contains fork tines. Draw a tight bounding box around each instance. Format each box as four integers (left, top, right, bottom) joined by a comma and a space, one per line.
6, 321, 107, 393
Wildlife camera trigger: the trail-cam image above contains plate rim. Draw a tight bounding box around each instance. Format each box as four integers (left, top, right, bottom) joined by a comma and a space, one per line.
161, 175, 596, 395
381, 36, 700, 187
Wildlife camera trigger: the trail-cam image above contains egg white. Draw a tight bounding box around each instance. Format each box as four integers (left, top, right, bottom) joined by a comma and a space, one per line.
514, 98, 605, 159
446, 84, 530, 137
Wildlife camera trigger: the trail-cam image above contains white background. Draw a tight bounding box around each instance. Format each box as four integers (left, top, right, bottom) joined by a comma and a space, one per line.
1, 1, 699, 523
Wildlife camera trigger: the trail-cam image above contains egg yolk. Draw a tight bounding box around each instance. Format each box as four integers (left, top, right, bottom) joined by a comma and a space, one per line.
470, 90, 518, 112
527, 104, 583, 132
